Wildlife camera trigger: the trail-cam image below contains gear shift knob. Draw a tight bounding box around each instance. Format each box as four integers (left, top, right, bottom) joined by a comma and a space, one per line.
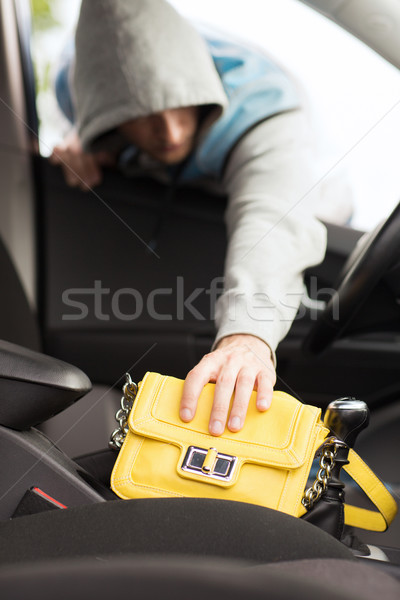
324, 398, 369, 448
305, 398, 370, 539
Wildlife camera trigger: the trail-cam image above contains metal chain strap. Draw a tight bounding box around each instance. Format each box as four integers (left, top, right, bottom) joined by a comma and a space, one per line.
302, 437, 345, 511
109, 373, 138, 450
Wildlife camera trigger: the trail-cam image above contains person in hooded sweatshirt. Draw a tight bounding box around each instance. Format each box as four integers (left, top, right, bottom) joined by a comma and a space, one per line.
50, 0, 352, 437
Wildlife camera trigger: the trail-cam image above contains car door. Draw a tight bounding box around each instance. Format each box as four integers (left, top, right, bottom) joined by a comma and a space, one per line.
2, 0, 400, 407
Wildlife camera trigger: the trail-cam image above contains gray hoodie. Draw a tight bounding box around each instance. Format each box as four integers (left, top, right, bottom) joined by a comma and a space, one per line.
72, 0, 338, 359
74, 0, 227, 152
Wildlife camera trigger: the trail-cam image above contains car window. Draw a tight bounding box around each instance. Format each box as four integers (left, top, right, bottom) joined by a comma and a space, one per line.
31, 0, 400, 231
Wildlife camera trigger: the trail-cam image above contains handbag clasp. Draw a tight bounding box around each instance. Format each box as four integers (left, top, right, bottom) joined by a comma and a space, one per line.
181, 446, 237, 482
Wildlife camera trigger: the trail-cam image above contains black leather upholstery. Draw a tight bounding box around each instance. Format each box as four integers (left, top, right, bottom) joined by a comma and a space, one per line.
0, 339, 91, 429
0, 237, 41, 352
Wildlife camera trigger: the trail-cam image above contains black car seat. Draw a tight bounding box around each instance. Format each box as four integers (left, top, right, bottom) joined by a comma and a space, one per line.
1, 555, 399, 600
0, 501, 399, 600
0, 498, 354, 565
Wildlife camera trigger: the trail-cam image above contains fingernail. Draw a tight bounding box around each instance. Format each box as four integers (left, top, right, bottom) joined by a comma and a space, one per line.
210, 420, 224, 435
229, 416, 241, 430
180, 408, 192, 421
258, 399, 271, 411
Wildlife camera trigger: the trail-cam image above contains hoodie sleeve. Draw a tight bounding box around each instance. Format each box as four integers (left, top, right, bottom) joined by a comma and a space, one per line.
213, 108, 327, 360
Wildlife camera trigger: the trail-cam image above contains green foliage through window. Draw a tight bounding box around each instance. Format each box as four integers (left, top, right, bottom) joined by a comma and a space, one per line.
30, 0, 60, 31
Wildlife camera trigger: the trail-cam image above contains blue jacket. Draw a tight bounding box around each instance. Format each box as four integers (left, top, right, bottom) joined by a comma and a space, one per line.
183, 31, 299, 180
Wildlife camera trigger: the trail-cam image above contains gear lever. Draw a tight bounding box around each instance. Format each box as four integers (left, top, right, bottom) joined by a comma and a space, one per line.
324, 398, 369, 448
303, 397, 370, 540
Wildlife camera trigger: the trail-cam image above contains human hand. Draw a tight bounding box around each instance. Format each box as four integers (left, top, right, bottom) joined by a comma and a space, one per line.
180, 334, 276, 436
49, 128, 115, 191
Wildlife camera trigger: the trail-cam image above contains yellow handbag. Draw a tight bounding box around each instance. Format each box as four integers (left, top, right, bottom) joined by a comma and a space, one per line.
110, 372, 397, 531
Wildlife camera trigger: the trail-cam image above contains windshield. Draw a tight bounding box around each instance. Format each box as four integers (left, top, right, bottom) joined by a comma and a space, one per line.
31, 0, 400, 231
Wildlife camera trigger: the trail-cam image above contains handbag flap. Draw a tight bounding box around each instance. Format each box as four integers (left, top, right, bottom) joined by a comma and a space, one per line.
128, 372, 325, 469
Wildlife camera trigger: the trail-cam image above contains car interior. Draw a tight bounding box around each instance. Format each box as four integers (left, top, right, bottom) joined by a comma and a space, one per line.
0, 0, 400, 597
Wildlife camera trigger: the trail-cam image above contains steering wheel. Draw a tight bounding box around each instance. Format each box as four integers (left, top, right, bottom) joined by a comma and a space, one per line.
304, 201, 400, 354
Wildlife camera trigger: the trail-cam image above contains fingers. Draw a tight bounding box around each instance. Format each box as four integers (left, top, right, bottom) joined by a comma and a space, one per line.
48, 130, 114, 191
209, 367, 237, 435
48, 148, 62, 165
180, 354, 220, 423
226, 369, 255, 432
255, 371, 275, 411
180, 335, 276, 437
50, 146, 103, 191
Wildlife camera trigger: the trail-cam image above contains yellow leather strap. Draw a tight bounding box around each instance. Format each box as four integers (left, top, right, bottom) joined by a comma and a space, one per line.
343, 449, 398, 531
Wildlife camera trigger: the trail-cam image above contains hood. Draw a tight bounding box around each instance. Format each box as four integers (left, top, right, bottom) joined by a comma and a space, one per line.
73, 0, 229, 152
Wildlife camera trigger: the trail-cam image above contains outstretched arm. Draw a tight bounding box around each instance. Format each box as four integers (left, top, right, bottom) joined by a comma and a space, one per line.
180, 109, 327, 435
